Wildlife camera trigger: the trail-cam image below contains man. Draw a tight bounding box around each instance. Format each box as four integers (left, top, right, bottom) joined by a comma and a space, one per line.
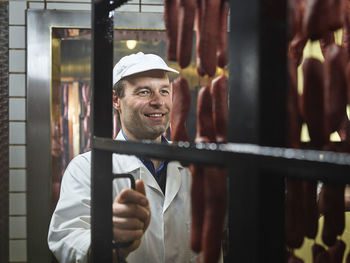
48, 52, 197, 262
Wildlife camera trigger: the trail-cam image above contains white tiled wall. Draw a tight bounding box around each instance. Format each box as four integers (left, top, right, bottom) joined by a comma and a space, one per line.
8, 0, 164, 261
9, 26, 25, 49
9, 193, 27, 215
9, 50, 25, 72
9, 240, 27, 262
9, 169, 26, 192
9, 1, 26, 25
9, 98, 26, 120
9, 74, 26, 96
9, 216, 27, 238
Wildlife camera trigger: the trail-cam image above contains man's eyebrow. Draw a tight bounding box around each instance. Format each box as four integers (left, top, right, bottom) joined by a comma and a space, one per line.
134, 86, 151, 92
134, 85, 170, 91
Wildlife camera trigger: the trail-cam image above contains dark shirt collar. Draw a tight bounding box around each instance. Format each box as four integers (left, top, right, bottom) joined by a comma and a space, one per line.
120, 130, 168, 194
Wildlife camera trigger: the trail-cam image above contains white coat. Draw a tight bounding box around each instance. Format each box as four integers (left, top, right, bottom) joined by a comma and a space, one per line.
48, 132, 199, 263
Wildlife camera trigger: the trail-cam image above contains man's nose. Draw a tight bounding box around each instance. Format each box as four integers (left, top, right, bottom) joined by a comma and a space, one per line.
149, 92, 164, 106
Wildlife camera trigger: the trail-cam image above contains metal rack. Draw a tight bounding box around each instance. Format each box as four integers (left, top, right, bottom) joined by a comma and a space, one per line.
90, 0, 350, 262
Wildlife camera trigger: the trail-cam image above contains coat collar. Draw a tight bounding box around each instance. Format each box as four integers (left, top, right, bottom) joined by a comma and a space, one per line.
112, 131, 141, 174
163, 161, 183, 213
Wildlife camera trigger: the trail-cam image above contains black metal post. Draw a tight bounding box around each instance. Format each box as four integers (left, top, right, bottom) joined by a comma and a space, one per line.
91, 0, 114, 261
228, 0, 287, 261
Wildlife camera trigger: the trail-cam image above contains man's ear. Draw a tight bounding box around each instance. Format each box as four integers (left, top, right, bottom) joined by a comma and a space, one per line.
112, 90, 121, 111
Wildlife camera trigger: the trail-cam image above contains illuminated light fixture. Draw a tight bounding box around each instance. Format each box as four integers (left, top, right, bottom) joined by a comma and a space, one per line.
126, 40, 137, 50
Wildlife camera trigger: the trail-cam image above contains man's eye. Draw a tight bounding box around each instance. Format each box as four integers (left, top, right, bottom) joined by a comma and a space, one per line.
138, 90, 150, 95
160, 89, 170, 95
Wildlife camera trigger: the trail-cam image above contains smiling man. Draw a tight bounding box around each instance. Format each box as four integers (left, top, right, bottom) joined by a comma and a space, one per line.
48, 52, 199, 263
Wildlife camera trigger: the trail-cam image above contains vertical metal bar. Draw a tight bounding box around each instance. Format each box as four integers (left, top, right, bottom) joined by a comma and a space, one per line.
27, 10, 52, 263
0, 2, 9, 262
228, 0, 287, 261
91, 0, 114, 261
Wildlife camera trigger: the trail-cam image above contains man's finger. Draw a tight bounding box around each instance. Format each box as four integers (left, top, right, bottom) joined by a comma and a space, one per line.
135, 180, 151, 231
135, 179, 146, 196
113, 228, 143, 243
113, 203, 150, 223
115, 188, 148, 206
112, 217, 144, 230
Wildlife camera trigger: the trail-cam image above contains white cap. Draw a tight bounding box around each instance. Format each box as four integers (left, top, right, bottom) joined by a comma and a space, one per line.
113, 52, 179, 86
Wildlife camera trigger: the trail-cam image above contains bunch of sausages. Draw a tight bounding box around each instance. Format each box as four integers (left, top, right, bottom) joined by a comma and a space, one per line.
165, 0, 229, 262
287, 0, 350, 262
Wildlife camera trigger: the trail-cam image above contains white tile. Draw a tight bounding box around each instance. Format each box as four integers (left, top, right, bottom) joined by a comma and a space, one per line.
9, 1, 26, 25
9, 216, 27, 238
9, 50, 25, 73
142, 0, 162, 4
9, 240, 27, 262
9, 98, 26, 121
9, 193, 27, 215
9, 122, 26, 144
117, 4, 139, 12
141, 5, 163, 12
29, 2, 45, 9
9, 169, 26, 192
47, 2, 91, 10
9, 74, 26, 97
9, 146, 26, 168
9, 26, 25, 49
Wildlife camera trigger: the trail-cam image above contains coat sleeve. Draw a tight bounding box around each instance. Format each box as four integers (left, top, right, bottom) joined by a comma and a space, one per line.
48, 153, 92, 263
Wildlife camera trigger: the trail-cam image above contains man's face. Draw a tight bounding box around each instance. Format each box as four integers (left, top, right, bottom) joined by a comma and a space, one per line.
114, 70, 172, 141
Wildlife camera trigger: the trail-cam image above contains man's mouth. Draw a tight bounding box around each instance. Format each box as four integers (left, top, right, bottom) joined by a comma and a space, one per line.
145, 113, 165, 117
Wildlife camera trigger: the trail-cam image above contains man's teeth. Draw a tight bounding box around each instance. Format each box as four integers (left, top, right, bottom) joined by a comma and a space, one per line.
147, 114, 163, 117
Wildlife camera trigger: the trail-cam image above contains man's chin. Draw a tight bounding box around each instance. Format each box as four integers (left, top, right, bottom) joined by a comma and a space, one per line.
142, 127, 167, 140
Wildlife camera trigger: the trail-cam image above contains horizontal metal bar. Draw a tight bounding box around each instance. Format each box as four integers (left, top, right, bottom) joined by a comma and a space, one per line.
92, 137, 350, 184
92, 136, 227, 166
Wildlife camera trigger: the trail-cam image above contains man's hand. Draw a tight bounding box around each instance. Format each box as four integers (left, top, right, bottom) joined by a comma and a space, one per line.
112, 180, 150, 259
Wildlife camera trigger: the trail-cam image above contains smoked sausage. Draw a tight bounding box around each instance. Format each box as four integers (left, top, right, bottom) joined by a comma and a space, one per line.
313, 243, 331, 263
199, 0, 220, 76
195, 86, 216, 143
210, 74, 228, 143
346, 62, 350, 106
319, 183, 345, 246
324, 44, 348, 135
195, 0, 206, 76
202, 167, 226, 263
328, 0, 345, 31
303, 0, 331, 40
164, 0, 179, 61
190, 165, 205, 253
191, 84, 227, 263
217, 0, 229, 68
301, 58, 328, 146
342, 1, 350, 57
177, 0, 196, 69
302, 181, 318, 239
288, 0, 307, 66
328, 239, 346, 263
191, 85, 214, 253
287, 58, 303, 148
288, 0, 303, 41
320, 31, 335, 59
170, 76, 191, 142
